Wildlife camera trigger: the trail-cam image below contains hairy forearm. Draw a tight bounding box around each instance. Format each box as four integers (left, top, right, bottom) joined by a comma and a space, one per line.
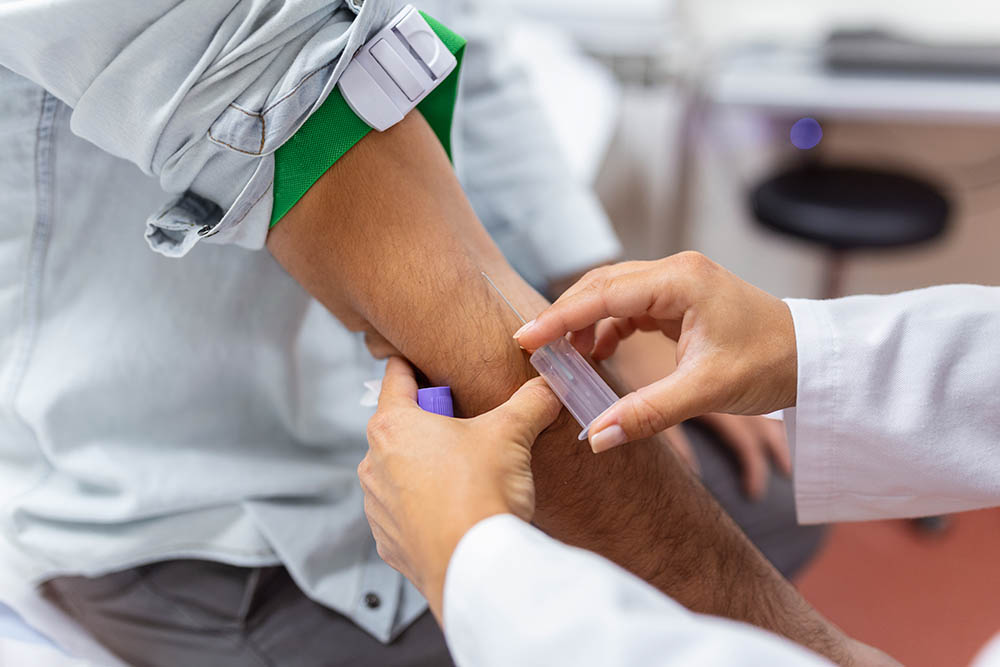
267, 113, 859, 664
534, 401, 849, 657
267, 114, 539, 405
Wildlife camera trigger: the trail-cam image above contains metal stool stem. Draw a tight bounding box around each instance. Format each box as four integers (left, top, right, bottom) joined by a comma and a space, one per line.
822, 250, 846, 299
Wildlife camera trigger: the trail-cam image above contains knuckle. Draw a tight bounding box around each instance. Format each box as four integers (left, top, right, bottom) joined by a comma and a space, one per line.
522, 380, 552, 405
628, 391, 669, 437
366, 413, 392, 443
580, 266, 615, 296
674, 250, 710, 274
580, 265, 609, 287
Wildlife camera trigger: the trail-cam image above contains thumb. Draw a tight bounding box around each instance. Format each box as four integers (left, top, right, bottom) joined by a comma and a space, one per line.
483, 377, 562, 449
587, 367, 711, 453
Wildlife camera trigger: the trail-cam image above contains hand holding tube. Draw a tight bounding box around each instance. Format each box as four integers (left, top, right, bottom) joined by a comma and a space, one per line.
515, 252, 798, 453
358, 357, 561, 623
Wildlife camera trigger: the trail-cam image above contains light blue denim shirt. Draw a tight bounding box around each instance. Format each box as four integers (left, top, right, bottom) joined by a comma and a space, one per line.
0, 0, 620, 644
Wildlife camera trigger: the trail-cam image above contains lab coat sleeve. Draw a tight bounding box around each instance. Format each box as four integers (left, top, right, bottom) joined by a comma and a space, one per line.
973, 633, 1000, 667
0, 0, 394, 257
443, 514, 833, 667
449, 8, 622, 289
785, 285, 1000, 523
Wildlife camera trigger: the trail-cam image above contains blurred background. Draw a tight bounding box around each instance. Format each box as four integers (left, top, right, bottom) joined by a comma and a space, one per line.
492, 1, 1000, 665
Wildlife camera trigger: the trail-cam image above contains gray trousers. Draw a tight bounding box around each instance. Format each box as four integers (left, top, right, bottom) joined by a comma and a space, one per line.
43, 562, 453, 667
43, 423, 824, 667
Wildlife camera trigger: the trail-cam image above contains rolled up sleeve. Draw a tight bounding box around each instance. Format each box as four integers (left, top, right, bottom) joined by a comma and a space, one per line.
0, 0, 399, 257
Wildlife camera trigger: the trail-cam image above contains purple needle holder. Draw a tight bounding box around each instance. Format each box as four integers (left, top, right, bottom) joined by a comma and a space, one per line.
417, 386, 454, 417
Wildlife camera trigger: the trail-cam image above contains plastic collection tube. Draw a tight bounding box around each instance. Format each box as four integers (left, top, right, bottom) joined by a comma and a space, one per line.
482, 273, 619, 440
529, 336, 619, 440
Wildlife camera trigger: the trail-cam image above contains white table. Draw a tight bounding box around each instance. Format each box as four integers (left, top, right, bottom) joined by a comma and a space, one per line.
707, 44, 1000, 123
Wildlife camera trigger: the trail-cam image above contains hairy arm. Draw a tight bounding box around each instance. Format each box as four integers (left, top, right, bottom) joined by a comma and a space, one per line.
267, 113, 869, 665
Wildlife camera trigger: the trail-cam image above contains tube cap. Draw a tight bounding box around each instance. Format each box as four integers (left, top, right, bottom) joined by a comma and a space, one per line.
417, 386, 454, 417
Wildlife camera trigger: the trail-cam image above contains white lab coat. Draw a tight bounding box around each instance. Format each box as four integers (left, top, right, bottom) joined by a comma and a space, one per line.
441, 285, 1000, 667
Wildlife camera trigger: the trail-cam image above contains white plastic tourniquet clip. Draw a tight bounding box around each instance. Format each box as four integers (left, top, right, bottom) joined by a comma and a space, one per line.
338, 5, 458, 131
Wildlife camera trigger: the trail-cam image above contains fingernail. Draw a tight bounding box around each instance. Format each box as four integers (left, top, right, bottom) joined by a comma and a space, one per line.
589, 425, 626, 453
513, 319, 536, 340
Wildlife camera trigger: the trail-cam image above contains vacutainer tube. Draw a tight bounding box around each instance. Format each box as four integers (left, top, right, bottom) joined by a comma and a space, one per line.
530, 337, 619, 440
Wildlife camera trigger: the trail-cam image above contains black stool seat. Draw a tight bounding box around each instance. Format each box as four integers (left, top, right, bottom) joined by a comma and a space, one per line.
752, 165, 950, 250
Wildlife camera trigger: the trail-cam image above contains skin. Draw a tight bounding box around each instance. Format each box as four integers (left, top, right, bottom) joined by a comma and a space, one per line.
369, 264, 792, 498
609, 328, 792, 499
268, 112, 871, 665
515, 254, 803, 452
361, 357, 561, 622
362, 362, 896, 666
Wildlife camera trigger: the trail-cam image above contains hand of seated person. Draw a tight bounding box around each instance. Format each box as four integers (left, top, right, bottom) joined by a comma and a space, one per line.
663, 413, 791, 500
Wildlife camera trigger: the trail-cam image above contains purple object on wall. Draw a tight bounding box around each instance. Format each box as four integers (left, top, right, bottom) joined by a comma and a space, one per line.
417, 386, 454, 417
790, 118, 823, 150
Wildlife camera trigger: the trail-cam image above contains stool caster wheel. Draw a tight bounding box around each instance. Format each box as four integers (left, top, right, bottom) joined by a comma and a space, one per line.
910, 515, 952, 536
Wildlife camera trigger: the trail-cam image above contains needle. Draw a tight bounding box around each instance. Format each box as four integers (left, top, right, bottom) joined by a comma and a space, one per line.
481, 272, 527, 326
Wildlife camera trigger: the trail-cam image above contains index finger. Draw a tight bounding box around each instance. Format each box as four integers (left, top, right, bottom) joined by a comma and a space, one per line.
516, 265, 692, 351
377, 356, 419, 410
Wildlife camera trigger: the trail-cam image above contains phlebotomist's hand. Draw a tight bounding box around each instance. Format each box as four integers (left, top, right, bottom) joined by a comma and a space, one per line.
358, 357, 561, 624
515, 252, 798, 454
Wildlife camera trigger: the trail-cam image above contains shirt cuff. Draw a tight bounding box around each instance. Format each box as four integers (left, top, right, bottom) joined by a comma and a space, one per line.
783, 297, 841, 524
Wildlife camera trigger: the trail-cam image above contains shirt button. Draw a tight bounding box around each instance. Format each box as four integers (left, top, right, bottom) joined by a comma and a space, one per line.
364, 592, 381, 609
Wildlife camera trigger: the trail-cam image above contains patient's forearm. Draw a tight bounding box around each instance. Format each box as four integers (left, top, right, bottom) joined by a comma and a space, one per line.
267, 113, 859, 665
267, 115, 539, 401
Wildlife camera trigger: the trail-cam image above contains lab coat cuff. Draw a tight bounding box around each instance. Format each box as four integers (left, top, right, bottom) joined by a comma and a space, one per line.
442, 514, 540, 664
783, 297, 842, 524
443, 513, 519, 624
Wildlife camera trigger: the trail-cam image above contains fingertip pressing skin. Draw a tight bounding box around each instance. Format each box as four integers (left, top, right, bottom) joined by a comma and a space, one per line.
514, 309, 574, 351
378, 356, 420, 406
586, 391, 638, 453
513, 319, 535, 340
589, 424, 627, 454
514, 377, 564, 425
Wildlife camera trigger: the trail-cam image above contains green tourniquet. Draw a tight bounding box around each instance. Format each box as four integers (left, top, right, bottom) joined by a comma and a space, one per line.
270, 12, 466, 227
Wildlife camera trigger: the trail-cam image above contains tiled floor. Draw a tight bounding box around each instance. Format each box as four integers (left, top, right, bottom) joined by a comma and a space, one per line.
796, 509, 1000, 666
